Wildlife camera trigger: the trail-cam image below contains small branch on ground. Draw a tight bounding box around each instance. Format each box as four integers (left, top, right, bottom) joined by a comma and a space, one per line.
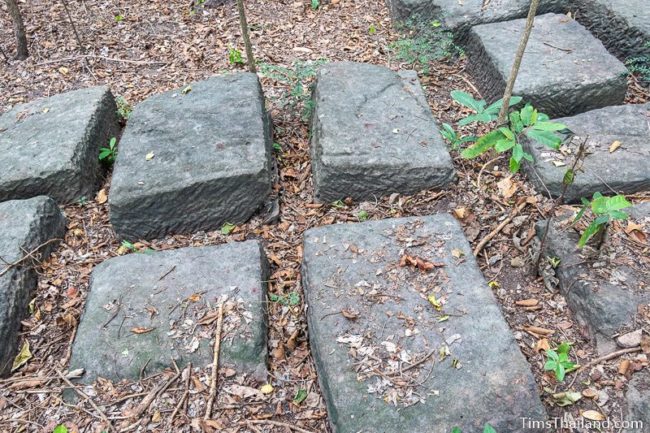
235, 0, 257, 73
204, 303, 225, 419
579, 347, 642, 372
244, 419, 317, 433
56, 369, 113, 430
497, 0, 540, 124
473, 199, 529, 256
60, 0, 84, 52
534, 136, 588, 274
0, 238, 62, 277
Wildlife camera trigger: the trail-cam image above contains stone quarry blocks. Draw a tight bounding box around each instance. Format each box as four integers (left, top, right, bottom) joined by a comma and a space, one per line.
0, 86, 119, 204
523, 103, 650, 203
466, 13, 628, 118
68, 241, 268, 384
537, 203, 650, 353
386, 0, 569, 33
109, 73, 273, 240
302, 215, 546, 432
0, 196, 66, 375
310, 62, 455, 202
575, 0, 650, 60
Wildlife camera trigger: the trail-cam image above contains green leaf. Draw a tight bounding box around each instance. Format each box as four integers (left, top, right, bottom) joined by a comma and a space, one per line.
11, 340, 31, 371
544, 360, 556, 371
450, 90, 485, 112
573, 205, 587, 223
556, 363, 566, 381
533, 121, 568, 132
485, 96, 523, 114
563, 169, 575, 186
546, 350, 559, 361
53, 426, 69, 433
610, 210, 629, 220
451, 428, 462, 433
458, 111, 494, 126
358, 210, 369, 221
483, 424, 497, 433
606, 195, 632, 211
578, 221, 601, 247
109, 137, 117, 148
557, 342, 571, 354
494, 138, 515, 153
497, 127, 514, 140
520, 104, 534, 126
461, 130, 503, 159
537, 112, 550, 121
509, 111, 523, 133
221, 222, 236, 235
293, 388, 308, 404
525, 129, 562, 149
509, 156, 521, 173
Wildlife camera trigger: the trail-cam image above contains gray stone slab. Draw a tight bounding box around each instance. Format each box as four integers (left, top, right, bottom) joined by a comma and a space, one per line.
523, 103, 650, 203
0, 196, 66, 375
310, 62, 455, 203
466, 13, 628, 117
625, 369, 650, 433
386, 0, 569, 34
0, 86, 119, 204
68, 241, 268, 385
536, 203, 650, 353
109, 73, 273, 241
575, 0, 650, 61
302, 215, 546, 433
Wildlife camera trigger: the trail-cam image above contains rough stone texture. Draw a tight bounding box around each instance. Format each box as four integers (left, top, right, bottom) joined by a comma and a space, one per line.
68, 241, 268, 384
625, 369, 650, 433
466, 13, 628, 118
302, 215, 546, 433
109, 73, 273, 240
536, 203, 650, 353
0, 197, 66, 375
310, 62, 455, 203
385, 0, 569, 34
523, 103, 650, 203
575, 0, 650, 61
0, 86, 119, 204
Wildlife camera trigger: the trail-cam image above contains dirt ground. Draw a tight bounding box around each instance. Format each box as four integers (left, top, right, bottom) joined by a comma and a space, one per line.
1, 0, 649, 432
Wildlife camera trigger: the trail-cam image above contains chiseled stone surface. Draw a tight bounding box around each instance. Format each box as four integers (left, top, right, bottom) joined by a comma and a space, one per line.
385, 0, 569, 34
310, 62, 455, 203
0, 197, 66, 375
466, 13, 628, 117
575, 0, 650, 61
109, 73, 273, 241
68, 241, 268, 384
523, 103, 650, 203
0, 86, 119, 204
303, 215, 546, 433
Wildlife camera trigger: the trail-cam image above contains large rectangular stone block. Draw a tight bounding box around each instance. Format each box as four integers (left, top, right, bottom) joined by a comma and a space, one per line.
0, 86, 119, 204
109, 73, 273, 240
68, 241, 268, 384
310, 62, 455, 203
0, 196, 65, 375
466, 13, 629, 117
302, 215, 546, 432
523, 103, 650, 203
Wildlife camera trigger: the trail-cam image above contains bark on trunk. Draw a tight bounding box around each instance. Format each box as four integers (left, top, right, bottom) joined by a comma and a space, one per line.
5, 0, 28, 60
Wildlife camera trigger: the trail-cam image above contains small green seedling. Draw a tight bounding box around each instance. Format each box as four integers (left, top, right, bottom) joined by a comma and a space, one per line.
269, 291, 300, 306
273, 142, 282, 153
53, 425, 68, 433
115, 96, 132, 122
228, 47, 244, 65
331, 200, 346, 209
574, 192, 631, 248
451, 423, 497, 433
293, 388, 308, 405
358, 210, 369, 221
221, 222, 236, 235
99, 137, 118, 164
368, 24, 377, 35
440, 123, 476, 150
311, 0, 319, 10
544, 342, 578, 382
114, 14, 124, 23
120, 240, 137, 253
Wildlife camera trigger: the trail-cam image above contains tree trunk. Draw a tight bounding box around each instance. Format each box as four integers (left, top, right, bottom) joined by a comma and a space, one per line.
497, 0, 540, 124
5, 0, 28, 60
235, 0, 256, 73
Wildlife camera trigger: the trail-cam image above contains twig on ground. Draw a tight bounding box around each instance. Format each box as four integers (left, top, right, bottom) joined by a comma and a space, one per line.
169, 362, 191, 425
244, 419, 317, 433
126, 369, 181, 421
473, 200, 528, 256
56, 369, 113, 430
204, 303, 225, 419
0, 238, 62, 277
579, 347, 642, 372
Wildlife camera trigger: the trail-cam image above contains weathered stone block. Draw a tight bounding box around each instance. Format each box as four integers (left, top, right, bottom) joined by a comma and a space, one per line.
575, 0, 650, 61
523, 103, 650, 203
302, 215, 546, 433
466, 13, 628, 117
68, 241, 268, 384
0, 196, 66, 375
310, 62, 455, 203
0, 86, 119, 204
386, 0, 569, 34
109, 73, 273, 240
536, 203, 650, 353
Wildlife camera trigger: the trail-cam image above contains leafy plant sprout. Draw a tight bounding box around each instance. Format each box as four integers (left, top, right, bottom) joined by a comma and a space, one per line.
451, 423, 497, 433
544, 342, 578, 382
228, 47, 245, 65
115, 95, 132, 123
99, 137, 118, 164
574, 192, 631, 248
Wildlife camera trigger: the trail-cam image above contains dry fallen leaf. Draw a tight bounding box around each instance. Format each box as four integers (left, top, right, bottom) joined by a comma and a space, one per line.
609, 140, 622, 153
515, 299, 539, 307
260, 384, 274, 394
11, 341, 31, 372
618, 359, 630, 375
96, 188, 108, 204
535, 338, 550, 352
582, 388, 598, 399
582, 410, 606, 421
145, 151, 155, 160
131, 327, 154, 334
341, 307, 360, 320
497, 176, 517, 199
524, 326, 554, 336
453, 207, 467, 219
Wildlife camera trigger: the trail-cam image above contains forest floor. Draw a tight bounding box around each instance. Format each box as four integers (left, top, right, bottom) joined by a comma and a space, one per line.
1, 0, 649, 432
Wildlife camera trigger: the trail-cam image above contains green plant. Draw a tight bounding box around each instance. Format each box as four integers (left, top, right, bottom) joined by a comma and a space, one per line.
357, 210, 369, 221
259, 60, 326, 122
450, 91, 567, 173
451, 423, 496, 433
574, 192, 631, 247
389, 17, 462, 73
625, 42, 650, 86
115, 96, 132, 122
273, 142, 282, 153
331, 200, 346, 209
293, 388, 308, 404
269, 291, 300, 306
310, 0, 319, 10
368, 24, 377, 35
53, 425, 68, 433
221, 222, 236, 235
228, 47, 245, 65
440, 123, 476, 150
114, 14, 124, 23
544, 342, 578, 382
120, 240, 137, 253
77, 196, 88, 206
99, 137, 118, 164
